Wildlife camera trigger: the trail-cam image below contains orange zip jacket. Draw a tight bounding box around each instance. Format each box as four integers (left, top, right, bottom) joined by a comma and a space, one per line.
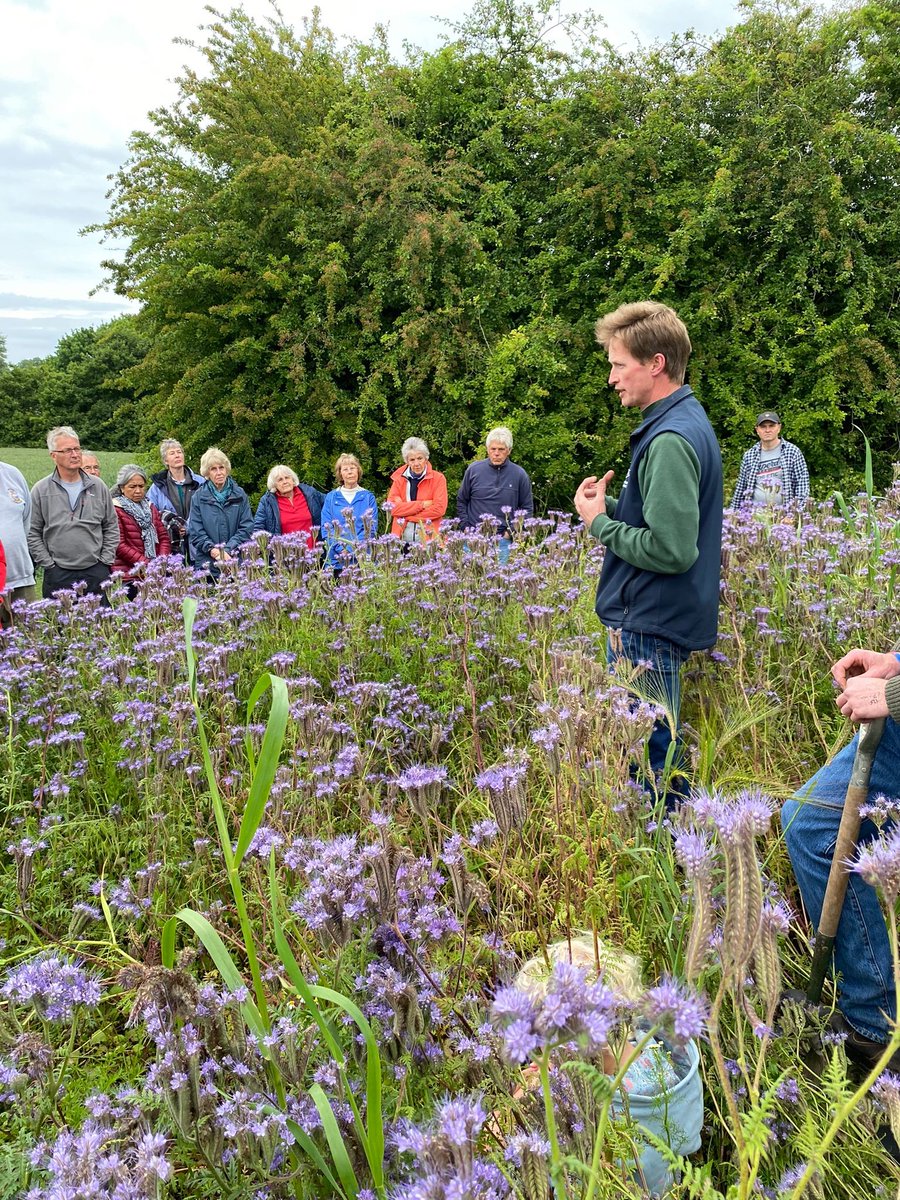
386, 463, 448, 542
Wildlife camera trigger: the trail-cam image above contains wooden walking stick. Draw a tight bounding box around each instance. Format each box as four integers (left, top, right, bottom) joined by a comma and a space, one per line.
806, 716, 887, 1005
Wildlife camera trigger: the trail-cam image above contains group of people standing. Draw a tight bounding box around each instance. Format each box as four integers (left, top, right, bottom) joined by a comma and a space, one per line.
0, 299, 895, 1105
0, 424, 535, 620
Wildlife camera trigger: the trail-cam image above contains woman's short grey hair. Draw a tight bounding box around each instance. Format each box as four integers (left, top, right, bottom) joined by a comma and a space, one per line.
200, 447, 231, 477
485, 426, 513, 451
267, 464, 299, 492
116, 463, 148, 487
47, 425, 79, 451
160, 438, 183, 464
401, 437, 430, 461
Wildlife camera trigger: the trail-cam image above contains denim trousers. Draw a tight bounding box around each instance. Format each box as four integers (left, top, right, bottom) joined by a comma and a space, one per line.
606, 629, 690, 809
462, 537, 512, 563
781, 717, 900, 1042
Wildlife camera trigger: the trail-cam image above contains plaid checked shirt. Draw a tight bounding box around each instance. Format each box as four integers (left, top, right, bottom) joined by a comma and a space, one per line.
730, 438, 810, 508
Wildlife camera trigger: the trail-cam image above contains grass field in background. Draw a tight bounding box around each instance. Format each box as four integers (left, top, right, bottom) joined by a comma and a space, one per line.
0, 446, 143, 488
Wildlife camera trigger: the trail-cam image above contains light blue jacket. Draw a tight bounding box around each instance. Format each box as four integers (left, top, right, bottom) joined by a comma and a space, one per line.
320, 488, 378, 568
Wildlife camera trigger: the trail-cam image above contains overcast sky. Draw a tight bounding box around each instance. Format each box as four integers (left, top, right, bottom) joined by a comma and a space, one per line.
1, 0, 745, 364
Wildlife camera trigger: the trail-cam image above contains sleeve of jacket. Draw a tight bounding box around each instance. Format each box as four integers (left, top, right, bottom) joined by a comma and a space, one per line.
517, 468, 534, 518
386, 474, 422, 520
114, 510, 146, 567
789, 447, 810, 502
456, 467, 471, 527
100, 488, 120, 565
226, 497, 255, 552
429, 471, 448, 520
147, 482, 170, 512
27, 484, 53, 568
590, 434, 701, 573
300, 485, 325, 528
187, 497, 213, 555
361, 491, 379, 537
152, 507, 172, 556
320, 492, 338, 545
20, 472, 32, 533
253, 493, 276, 535
730, 451, 753, 509
15, 473, 33, 562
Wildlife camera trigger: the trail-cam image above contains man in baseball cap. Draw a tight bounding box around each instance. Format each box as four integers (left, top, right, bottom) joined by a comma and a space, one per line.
730, 410, 809, 508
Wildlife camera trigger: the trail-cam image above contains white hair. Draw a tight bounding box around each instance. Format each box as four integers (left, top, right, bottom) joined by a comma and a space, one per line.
485, 426, 513, 451
401, 437, 430, 461
267, 464, 299, 491
47, 425, 79, 451
515, 934, 644, 1003
159, 438, 184, 464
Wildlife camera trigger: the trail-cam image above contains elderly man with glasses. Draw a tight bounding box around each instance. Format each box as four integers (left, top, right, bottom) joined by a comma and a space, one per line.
27, 426, 118, 601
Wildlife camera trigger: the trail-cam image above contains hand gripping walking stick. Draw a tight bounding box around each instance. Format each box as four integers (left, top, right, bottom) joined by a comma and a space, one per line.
805, 715, 887, 1005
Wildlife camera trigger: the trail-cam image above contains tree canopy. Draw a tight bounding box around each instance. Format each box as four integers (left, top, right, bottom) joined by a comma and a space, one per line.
7, 0, 900, 503
0, 317, 148, 451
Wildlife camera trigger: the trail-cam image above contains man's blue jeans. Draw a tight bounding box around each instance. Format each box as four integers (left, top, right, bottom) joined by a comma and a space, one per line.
607, 629, 690, 809
462, 537, 512, 563
781, 718, 900, 1043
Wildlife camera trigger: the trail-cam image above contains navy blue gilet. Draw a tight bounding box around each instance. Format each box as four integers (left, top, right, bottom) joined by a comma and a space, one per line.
594, 385, 723, 651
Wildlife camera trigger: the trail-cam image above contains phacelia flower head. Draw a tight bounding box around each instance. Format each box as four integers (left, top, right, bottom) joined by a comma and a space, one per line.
640, 976, 707, 1048
674, 828, 714, 880
491, 961, 619, 1062
2, 953, 103, 1021
851, 824, 900, 905
392, 1094, 509, 1200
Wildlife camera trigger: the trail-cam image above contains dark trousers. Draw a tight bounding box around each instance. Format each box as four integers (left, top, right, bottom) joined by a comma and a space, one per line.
42, 562, 111, 603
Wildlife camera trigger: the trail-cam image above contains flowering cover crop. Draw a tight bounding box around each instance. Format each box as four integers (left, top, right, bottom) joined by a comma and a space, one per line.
2, 499, 900, 1199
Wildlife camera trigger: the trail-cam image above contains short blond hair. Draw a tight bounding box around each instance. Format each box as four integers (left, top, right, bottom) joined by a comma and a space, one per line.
200, 447, 231, 477
595, 301, 692, 385
515, 934, 644, 1003
334, 453, 363, 484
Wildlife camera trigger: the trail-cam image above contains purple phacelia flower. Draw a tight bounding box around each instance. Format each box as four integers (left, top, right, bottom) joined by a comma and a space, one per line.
673, 828, 714, 879
641, 976, 707, 1048
492, 962, 618, 1062
2, 954, 102, 1021
851, 825, 900, 905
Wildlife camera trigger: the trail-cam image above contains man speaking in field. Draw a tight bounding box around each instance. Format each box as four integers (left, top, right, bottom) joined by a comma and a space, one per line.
574, 302, 723, 808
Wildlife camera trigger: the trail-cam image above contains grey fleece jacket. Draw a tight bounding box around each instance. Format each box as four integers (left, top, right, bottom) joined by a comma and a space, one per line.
887, 675, 900, 723
28, 470, 119, 570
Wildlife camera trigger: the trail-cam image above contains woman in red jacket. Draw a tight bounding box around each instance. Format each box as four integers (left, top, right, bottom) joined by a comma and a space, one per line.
385, 438, 448, 546
111, 465, 171, 595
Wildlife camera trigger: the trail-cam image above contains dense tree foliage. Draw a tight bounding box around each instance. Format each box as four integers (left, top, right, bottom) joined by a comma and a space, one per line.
8, 0, 900, 503
0, 317, 148, 451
